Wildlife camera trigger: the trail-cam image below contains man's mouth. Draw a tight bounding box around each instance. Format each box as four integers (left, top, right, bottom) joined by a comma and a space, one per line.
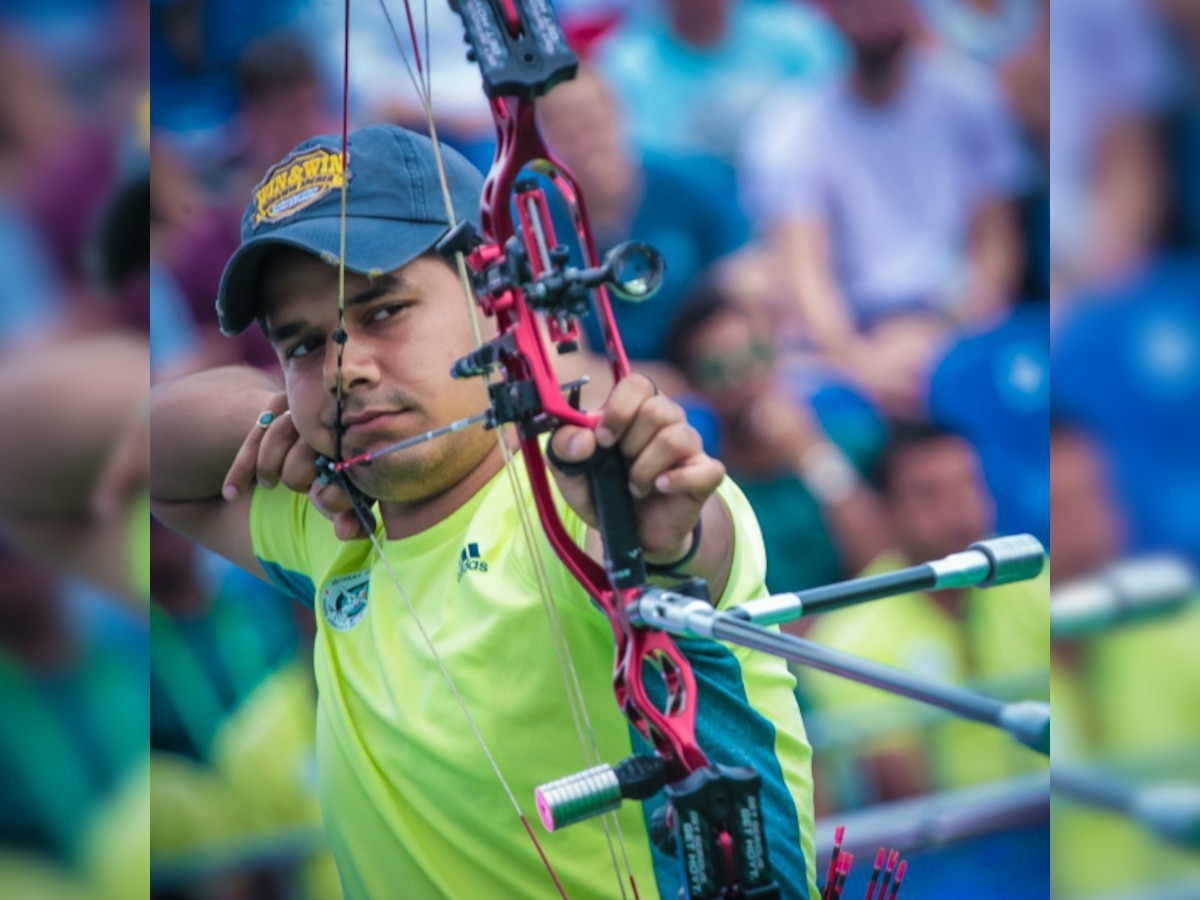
339, 409, 409, 435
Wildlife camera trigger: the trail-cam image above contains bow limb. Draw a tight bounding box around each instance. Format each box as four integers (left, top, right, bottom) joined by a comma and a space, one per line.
371, 5, 773, 897
329, 1, 641, 896
333, 3, 778, 898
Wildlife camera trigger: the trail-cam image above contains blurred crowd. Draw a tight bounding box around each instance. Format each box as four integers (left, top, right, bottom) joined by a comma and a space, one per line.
0, 0, 1197, 897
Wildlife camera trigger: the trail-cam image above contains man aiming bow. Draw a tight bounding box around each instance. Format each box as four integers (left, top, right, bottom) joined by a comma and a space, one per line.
148, 123, 820, 898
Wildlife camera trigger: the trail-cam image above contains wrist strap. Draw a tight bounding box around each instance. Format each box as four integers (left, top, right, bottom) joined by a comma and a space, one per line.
645, 517, 703, 576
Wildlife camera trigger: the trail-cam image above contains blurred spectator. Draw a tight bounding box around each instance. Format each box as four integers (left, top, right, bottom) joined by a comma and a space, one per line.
800, 421, 1048, 806
593, 0, 844, 168
665, 281, 889, 592
222, 31, 336, 218
1155, 0, 1200, 252
150, 260, 209, 381
1049, 0, 1173, 291
312, 0, 497, 172
1048, 422, 1127, 588
0, 8, 151, 899
1049, 422, 1200, 896
0, 195, 66, 345
915, 0, 1042, 68
91, 96, 153, 335
742, 0, 1027, 416
994, 1, 1051, 300
0, 545, 148, 900
928, 298, 1049, 544
538, 63, 752, 386
1053, 253, 1200, 564
0, 333, 149, 606
150, 139, 271, 370
0, 36, 74, 344
151, 0, 320, 174
150, 28, 333, 377
149, 525, 337, 899
0, 33, 119, 299
150, 6, 323, 372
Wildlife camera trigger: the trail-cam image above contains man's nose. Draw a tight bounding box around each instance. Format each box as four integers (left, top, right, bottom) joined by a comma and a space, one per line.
324, 333, 380, 394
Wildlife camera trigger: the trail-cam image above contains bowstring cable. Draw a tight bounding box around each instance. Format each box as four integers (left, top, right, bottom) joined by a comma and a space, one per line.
336, 3, 568, 892
370, 1, 635, 894
334, 0, 353, 461
331, 0, 633, 894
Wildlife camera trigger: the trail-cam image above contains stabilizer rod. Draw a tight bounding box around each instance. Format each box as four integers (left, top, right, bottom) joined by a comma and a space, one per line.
729, 535, 1045, 627
630, 589, 1050, 755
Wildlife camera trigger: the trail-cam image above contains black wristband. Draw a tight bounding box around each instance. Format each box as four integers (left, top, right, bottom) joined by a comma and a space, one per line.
645, 517, 703, 576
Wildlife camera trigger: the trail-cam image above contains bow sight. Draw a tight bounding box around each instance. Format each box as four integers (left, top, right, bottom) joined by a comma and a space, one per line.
438, 195, 665, 353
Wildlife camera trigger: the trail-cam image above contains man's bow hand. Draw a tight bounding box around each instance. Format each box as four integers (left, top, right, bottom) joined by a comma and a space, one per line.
549, 374, 728, 576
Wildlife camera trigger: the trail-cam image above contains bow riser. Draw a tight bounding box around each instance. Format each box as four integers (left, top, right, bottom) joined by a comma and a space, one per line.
478, 95, 632, 380
444, 1, 778, 894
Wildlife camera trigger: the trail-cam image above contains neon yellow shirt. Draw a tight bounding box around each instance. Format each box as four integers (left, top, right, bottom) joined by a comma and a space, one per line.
800, 552, 1049, 791
1051, 603, 1200, 896
251, 459, 818, 899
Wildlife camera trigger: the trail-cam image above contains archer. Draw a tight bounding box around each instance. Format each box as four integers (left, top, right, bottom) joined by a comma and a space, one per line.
149, 123, 820, 899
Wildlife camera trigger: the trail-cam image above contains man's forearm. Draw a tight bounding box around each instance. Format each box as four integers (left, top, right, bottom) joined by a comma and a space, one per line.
967, 199, 1021, 317
774, 221, 858, 355
149, 365, 282, 502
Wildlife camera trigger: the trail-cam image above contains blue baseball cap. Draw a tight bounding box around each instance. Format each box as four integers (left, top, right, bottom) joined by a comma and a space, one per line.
216, 123, 485, 335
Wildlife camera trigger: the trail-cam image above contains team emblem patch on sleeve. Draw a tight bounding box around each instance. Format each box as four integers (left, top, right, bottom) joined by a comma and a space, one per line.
321, 571, 371, 632
252, 147, 347, 228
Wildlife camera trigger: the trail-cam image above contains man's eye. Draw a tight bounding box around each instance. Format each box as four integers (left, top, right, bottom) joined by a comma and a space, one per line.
369, 302, 409, 323
286, 337, 322, 360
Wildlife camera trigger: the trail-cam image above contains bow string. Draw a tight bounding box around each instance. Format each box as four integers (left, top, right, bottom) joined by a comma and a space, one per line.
322, 1, 751, 898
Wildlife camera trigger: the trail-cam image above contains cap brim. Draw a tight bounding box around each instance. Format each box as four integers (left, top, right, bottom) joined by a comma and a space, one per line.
215, 214, 451, 335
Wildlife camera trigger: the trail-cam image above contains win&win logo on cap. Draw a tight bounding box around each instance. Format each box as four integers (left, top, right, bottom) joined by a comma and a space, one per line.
216, 124, 485, 337
457, 543, 489, 582
252, 146, 348, 228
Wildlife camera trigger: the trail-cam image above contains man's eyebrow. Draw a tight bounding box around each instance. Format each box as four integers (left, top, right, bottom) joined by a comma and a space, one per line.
265, 274, 405, 345
345, 273, 401, 309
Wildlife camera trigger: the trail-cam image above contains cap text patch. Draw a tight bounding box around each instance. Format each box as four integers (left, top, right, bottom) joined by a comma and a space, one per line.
252, 147, 347, 228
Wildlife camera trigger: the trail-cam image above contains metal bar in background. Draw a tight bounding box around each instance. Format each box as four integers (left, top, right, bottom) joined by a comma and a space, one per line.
150, 826, 329, 891
813, 773, 1050, 859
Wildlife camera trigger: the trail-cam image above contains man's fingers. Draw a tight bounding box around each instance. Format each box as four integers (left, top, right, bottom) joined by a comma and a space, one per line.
223, 395, 289, 499
334, 510, 369, 541
649, 454, 726, 498
626, 422, 703, 498
616, 394, 684, 462
595, 373, 658, 447
280, 439, 321, 494
549, 424, 597, 467
255, 410, 298, 487
307, 479, 356, 516
223, 405, 282, 499
306, 480, 371, 541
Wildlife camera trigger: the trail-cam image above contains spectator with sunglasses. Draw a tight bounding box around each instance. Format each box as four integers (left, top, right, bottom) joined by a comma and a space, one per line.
665, 279, 891, 596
